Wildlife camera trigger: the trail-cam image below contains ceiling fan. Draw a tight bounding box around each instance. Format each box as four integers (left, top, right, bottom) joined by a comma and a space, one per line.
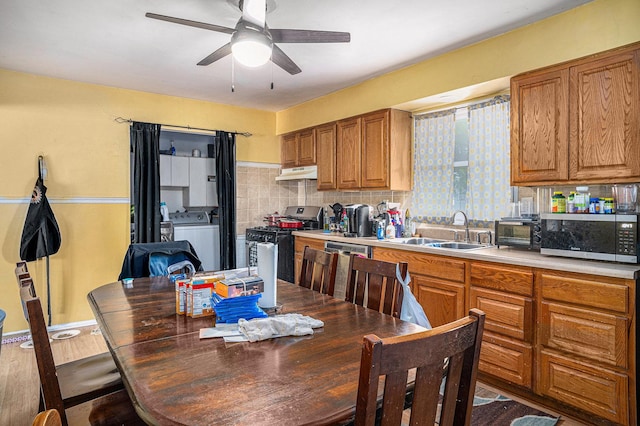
146, 0, 351, 75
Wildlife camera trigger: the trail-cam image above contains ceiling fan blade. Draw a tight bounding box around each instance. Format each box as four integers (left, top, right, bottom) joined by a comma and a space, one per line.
240, 0, 266, 27
197, 43, 232, 66
270, 29, 350, 43
271, 45, 301, 75
145, 13, 234, 35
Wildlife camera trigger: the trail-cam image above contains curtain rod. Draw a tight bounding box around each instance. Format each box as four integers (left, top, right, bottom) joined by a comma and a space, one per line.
114, 117, 252, 137
412, 93, 510, 118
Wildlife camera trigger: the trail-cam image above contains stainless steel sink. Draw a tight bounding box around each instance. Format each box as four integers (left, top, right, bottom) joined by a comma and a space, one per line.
385, 237, 491, 250
403, 238, 447, 245
430, 242, 489, 250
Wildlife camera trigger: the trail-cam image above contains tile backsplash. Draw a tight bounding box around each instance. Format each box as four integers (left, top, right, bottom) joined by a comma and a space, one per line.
235, 163, 409, 235
236, 163, 634, 235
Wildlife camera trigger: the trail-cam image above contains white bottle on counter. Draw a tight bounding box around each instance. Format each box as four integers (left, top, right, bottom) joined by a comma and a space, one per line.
385, 221, 396, 239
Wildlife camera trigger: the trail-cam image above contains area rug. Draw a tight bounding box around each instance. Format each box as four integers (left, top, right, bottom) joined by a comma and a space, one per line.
470, 385, 559, 426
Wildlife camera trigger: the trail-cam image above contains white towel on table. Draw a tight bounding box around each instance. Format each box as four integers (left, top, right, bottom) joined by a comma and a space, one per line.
238, 314, 324, 342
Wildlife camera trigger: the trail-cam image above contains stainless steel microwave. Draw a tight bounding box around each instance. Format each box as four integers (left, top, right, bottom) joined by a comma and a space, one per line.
495, 219, 541, 251
540, 213, 638, 263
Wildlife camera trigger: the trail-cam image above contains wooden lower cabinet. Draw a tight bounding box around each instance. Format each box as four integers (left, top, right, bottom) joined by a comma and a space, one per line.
293, 237, 326, 285
469, 262, 534, 390
374, 248, 466, 327
412, 275, 465, 328
479, 332, 533, 388
539, 350, 628, 425
536, 271, 634, 425
353, 243, 635, 424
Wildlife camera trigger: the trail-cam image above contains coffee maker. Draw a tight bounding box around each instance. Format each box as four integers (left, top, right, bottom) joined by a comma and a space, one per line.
344, 204, 373, 237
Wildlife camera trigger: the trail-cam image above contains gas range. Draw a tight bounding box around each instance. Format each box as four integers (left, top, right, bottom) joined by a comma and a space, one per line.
246, 206, 323, 282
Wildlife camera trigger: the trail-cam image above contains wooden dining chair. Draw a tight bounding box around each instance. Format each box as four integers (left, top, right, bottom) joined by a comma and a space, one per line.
345, 254, 408, 318
32, 409, 62, 426
355, 308, 486, 426
299, 246, 338, 296
20, 287, 143, 425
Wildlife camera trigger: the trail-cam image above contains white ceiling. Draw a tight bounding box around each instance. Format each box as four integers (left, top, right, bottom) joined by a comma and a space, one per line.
0, 0, 591, 112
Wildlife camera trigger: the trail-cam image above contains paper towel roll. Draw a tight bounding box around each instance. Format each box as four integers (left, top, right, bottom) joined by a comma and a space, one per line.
257, 242, 277, 308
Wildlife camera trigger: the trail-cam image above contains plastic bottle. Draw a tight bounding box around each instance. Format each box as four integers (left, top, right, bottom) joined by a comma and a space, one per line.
567, 191, 576, 213
395, 213, 403, 238
160, 202, 169, 221
574, 186, 590, 213
341, 211, 349, 233
376, 221, 385, 240
323, 207, 330, 233
404, 209, 413, 238
551, 192, 566, 213
385, 220, 396, 239
604, 197, 614, 214
170, 141, 176, 156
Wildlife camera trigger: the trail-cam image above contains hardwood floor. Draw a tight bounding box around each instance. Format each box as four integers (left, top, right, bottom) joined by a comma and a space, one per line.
0, 325, 588, 425
0, 325, 109, 425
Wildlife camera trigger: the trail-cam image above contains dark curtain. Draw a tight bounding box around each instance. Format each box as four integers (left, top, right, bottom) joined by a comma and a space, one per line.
214, 131, 236, 270
131, 122, 161, 243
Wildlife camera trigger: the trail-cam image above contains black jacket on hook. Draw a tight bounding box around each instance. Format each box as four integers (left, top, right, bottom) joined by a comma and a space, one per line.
20, 177, 62, 262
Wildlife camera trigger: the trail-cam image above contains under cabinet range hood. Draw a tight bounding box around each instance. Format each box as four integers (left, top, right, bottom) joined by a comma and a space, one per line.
275, 165, 317, 181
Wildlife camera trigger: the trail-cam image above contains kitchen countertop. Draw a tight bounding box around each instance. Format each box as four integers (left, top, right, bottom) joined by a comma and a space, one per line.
293, 230, 640, 280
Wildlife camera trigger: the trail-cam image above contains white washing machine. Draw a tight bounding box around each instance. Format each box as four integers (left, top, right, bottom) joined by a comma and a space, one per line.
170, 211, 220, 272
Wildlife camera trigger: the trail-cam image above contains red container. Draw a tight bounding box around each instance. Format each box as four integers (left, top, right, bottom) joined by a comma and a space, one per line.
278, 219, 303, 229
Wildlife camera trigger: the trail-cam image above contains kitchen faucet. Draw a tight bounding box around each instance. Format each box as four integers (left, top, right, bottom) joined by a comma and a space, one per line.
451, 210, 470, 243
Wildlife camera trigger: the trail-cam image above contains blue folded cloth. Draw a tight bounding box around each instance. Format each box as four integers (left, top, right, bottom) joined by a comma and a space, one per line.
211, 293, 268, 323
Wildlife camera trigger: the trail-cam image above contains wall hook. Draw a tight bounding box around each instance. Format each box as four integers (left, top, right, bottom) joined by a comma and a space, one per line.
38, 155, 47, 181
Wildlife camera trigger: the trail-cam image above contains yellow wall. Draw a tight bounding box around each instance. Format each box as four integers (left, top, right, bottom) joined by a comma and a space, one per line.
276, 0, 640, 134
0, 70, 276, 333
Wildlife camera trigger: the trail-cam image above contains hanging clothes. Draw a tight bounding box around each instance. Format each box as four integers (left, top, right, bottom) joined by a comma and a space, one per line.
20, 177, 61, 262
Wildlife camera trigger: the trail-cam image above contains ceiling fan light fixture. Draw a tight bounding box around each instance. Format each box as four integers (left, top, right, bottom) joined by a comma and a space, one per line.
231, 27, 272, 67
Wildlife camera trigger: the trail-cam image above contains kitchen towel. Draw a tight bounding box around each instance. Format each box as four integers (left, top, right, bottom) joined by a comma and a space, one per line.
238, 314, 324, 342
257, 242, 277, 308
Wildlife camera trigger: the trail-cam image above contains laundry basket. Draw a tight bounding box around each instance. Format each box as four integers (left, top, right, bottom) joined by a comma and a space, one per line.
0, 309, 6, 356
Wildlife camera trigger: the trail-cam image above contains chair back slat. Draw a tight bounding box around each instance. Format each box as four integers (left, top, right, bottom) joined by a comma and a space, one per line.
346, 255, 407, 318
21, 287, 67, 424
299, 247, 338, 296
355, 309, 486, 426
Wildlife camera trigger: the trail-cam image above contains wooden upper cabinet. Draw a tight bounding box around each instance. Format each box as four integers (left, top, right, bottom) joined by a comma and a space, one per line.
511, 69, 569, 184
361, 110, 390, 188
569, 49, 640, 181
297, 129, 316, 166
280, 128, 316, 168
511, 42, 640, 185
315, 122, 337, 190
334, 109, 412, 191
281, 133, 299, 168
336, 117, 362, 189
362, 109, 412, 190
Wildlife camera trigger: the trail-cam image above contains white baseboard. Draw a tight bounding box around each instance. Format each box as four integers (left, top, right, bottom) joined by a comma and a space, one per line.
2, 319, 98, 337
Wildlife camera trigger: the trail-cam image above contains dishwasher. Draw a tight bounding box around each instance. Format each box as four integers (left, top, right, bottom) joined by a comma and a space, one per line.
324, 241, 372, 300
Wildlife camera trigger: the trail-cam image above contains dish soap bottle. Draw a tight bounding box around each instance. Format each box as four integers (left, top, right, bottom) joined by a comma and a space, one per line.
376, 221, 385, 240
385, 220, 396, 239
323, 207, 330, 233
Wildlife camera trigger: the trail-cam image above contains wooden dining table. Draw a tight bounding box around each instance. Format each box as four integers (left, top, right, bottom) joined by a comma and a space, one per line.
87, 276, 426, 425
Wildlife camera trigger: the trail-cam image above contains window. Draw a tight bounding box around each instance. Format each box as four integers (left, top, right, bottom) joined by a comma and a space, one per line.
452, 109, 469, 212
412, 95, 512, 224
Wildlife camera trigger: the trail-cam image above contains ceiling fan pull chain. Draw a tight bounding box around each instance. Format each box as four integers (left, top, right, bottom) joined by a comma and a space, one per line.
270, 58, 274, 90
231, 57, 235, 93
